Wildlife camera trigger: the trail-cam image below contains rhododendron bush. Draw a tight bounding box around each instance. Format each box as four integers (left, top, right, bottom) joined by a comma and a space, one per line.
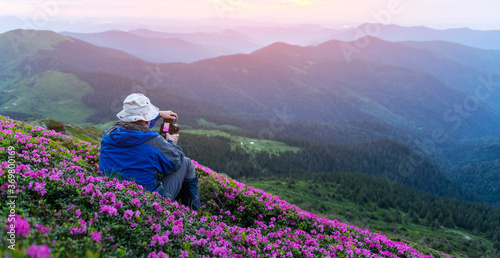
0, 116, 447, 257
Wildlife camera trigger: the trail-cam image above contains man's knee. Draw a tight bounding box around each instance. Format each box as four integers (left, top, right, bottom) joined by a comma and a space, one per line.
184, 157, 196, 179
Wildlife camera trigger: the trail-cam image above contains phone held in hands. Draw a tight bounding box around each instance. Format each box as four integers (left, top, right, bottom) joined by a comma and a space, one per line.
159, 118, 180, 139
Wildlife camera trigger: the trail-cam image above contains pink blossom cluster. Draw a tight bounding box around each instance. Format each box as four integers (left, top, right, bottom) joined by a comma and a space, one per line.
4, 214, 31, 236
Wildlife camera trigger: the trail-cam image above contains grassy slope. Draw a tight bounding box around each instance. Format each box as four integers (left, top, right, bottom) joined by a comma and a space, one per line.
183, 129, 300, 156
247, 179, 496, 257
21, 118, 104, 146
93, 120, 119, 132
196, 118, 241, 131
0, 116, 446, 257
30, 121, 499, 257
0, 70, 96, 124
63, 124, 104, 145
0, 30, 73, 58
0, 30, 74, 90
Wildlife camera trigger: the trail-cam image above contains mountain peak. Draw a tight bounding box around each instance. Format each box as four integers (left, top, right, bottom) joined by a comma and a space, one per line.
128, 28, 155, 33
251, 41, 303, 56
0, 29, 72, 56
350, 35, 392, 44
221, 29, 242, 35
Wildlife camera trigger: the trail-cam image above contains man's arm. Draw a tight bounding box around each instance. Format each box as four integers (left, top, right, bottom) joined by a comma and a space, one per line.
166, 133, 180, 144
145, 135, 185, 172
159, 111, 178, 120
149, 111, 178, 129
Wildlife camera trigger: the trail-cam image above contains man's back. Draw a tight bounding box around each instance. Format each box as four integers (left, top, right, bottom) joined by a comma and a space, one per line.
99, 122, 184, 191
100, 93, 199, 210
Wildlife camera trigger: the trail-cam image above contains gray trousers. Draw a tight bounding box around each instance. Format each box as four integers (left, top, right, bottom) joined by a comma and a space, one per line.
160, 157, 196, 199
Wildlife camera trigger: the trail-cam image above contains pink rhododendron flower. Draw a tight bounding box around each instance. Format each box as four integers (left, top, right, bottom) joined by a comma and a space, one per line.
115, 200, 123, 209
26, 244, 51, 258
172, 224, 183, 236
151, 223, 161, 232
91, 231, 102, 242
212, 246, 228, 256
35, 224, 50, 234
123, 210, 133, 220
34, 181, 47, 196
147, 251, 168, 258
179, 250, 189, 258
70, 219, 87, 235
5, 215, 31, 237
131, 198, 141, 207
99, 205, 118, 216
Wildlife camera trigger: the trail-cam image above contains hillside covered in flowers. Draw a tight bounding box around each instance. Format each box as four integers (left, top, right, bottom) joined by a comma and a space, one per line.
0, 116, 448, 257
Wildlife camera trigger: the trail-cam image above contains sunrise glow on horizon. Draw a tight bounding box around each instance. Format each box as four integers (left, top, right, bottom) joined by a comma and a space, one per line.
1, 0, 500, 30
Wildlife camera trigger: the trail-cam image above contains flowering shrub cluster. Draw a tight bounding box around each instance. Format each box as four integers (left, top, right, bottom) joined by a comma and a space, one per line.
0, 116, 447, 257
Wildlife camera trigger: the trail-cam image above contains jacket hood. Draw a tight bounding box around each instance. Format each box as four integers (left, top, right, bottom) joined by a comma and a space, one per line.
106, 123, 159, 147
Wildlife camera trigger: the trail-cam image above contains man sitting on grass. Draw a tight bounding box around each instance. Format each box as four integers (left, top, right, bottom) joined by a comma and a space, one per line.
99, 93, 200, 210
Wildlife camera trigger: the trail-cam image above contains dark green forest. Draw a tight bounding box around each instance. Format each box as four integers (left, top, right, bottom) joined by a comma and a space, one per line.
251, 172, 500, 257
181, 131, 467, 199
179, 131, 500, 255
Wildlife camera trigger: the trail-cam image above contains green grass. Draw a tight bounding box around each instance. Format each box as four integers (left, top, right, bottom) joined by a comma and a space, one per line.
21, 118, 104, 145
182, 129, 301, 155
196, 118, 241, 131
65, 124, 104, 145
247, 179, 497, 257
94, 120, 119, 131
0, 70, 96, 124
0, 74, 20, 91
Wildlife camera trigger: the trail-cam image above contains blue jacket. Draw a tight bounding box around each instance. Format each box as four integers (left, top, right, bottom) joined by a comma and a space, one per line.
99, 118, 185, 192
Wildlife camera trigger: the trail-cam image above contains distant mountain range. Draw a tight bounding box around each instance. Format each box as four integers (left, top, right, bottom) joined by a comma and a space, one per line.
220, 23, 500, 50
2, 29, 500, 138
129, 28, 260, 53
1, 29, 499, 205
322, 23, 500, 50
62, 29, 261, 63
53, 24, 500, 64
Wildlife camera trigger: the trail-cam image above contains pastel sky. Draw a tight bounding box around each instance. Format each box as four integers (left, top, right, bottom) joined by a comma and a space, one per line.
1, 0, 500, 30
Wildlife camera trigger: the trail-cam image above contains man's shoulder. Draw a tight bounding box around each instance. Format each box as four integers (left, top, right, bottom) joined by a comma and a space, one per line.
104, 124, 121, 135
145, 135, 184, 154
144, 135, 168, 148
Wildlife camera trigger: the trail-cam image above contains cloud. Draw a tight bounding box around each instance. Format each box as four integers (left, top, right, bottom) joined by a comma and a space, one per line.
1, 0, 499, 30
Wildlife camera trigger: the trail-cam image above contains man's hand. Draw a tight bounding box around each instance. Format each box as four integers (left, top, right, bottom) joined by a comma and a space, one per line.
166, 133, 179, 144
159, 111, 178, 121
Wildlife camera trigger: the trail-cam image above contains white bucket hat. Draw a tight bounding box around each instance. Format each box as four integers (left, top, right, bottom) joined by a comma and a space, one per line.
116, 93, 159, 122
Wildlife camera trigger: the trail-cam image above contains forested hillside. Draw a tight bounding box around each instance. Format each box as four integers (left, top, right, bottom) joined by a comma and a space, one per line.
250, 173, 500, 257
180, 132, 464, 198
179, 131, 500, 257
3, 29, 500, 140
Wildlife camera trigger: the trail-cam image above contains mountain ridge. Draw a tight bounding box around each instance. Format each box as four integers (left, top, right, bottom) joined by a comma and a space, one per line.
1, 29, 499, 206
61, 30, 244, 63
3, 29, 500, 141
322, 23, 500, 50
